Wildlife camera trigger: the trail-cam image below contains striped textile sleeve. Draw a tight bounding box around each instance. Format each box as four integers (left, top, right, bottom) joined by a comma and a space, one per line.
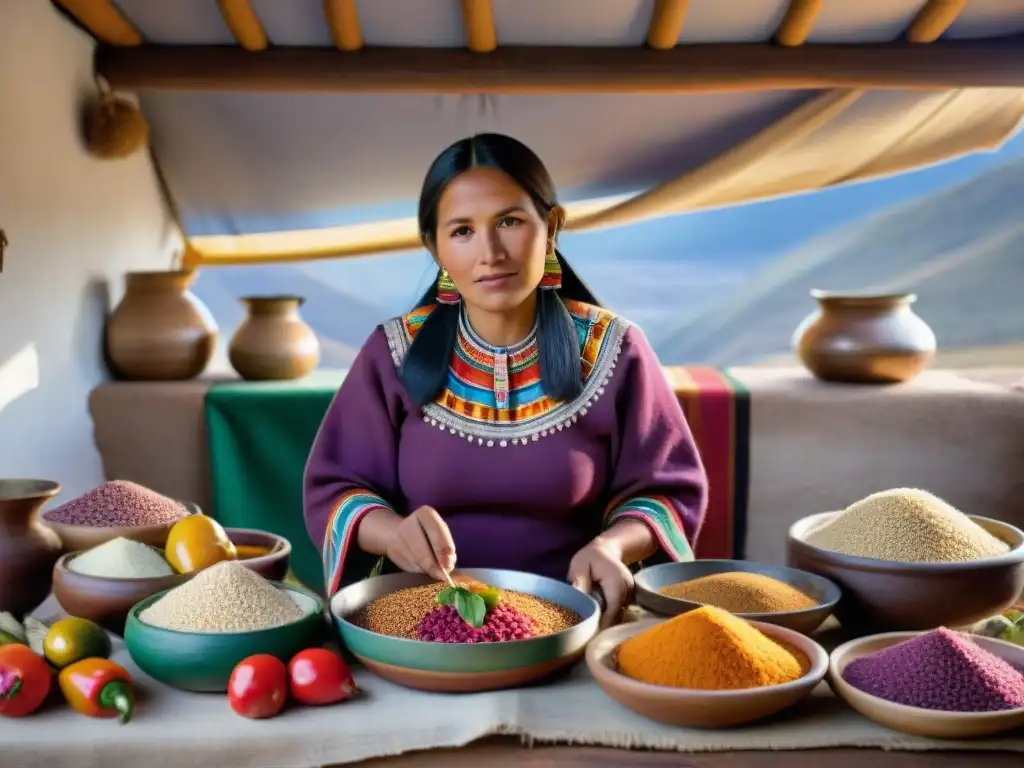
323, 489, 393, 596
604, 496, 695, 562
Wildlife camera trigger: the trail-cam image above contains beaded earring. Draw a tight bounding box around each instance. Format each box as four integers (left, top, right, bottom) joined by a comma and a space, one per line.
436, 268, 461, 305
539, 243, 562, 290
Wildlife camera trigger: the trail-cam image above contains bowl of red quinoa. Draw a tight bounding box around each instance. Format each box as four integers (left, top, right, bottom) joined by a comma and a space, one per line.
42, 480, 198, 552
329, 569, 600, 692
829, 629, 1024, 738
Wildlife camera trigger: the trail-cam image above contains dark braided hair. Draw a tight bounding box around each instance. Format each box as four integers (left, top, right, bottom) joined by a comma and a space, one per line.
399, 133, 600, 407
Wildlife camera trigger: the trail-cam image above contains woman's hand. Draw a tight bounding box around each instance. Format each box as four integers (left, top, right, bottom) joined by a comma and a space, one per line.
567, 537, 634, 629
383, 506, 457, 582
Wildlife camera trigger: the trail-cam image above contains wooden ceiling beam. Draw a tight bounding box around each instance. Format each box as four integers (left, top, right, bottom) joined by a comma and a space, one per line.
217, 0, 268, 52
94, 39, 1024, 94
646, 0, 688, 50
53, 0, 141, 46
775, 0, 823, 48
460, 0, 498, 53
906, 0, 968, 44
323, 0, 362, 51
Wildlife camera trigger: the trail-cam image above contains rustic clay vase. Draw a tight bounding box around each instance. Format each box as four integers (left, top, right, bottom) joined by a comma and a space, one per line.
105, 270, 218, 380
228, 295, 320, 381
0, 479, 64, 618
793, 290, 936, 384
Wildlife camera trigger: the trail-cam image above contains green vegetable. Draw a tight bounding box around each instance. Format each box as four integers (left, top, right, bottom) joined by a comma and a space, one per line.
21, 617, 48, 657
0, 613, 27, 646
437, 586, 487, 628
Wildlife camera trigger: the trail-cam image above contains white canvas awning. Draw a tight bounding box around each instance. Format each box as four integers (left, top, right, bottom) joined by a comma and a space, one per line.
51, 0, 1024, 266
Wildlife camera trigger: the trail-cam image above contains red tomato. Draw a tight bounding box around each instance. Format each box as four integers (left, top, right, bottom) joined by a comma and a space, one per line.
227, 654, 288, 719
0, 643, 53, 718
287, 648, 357, 706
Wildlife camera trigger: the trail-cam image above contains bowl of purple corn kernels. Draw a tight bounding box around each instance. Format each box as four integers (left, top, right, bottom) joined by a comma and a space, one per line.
41, 480, 199, 552
829, 628, 1024, 739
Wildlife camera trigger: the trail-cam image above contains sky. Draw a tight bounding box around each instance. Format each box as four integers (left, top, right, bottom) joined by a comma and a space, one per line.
295, 125, 1024, 314
560, 126, 1024, 264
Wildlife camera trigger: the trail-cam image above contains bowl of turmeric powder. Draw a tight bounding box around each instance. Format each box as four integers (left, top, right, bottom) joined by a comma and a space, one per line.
634, 560, 841, 635
585, 607, 829, 728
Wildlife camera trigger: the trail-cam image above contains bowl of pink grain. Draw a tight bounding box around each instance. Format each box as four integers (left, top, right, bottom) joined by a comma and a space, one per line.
829, 627, 1024, 739
41, 480, 198, 553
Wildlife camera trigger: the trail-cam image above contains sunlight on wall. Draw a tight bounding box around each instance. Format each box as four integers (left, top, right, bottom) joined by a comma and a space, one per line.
0, 343, 40, 414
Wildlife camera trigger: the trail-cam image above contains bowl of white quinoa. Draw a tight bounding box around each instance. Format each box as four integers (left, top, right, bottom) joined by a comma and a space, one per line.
124, 560, 326, 692
788, 488, 1024, 631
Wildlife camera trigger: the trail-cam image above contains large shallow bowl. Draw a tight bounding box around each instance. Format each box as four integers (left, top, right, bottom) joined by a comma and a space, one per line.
586, 617, 829, 728
829, 631, 1024, 738
635, 559, 841, 635
43, 500, 201, 553
224, 527, 291, 581
788, 511, 1024, 631
330, 569, 600, 693
52, 551, 192, 635
124, 582, 326, 692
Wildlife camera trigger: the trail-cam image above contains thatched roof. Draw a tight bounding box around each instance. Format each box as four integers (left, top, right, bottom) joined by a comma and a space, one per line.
52, 1, 1024, 266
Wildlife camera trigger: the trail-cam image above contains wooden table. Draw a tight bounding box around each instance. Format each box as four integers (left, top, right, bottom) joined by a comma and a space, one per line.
358, 738, 1021, 766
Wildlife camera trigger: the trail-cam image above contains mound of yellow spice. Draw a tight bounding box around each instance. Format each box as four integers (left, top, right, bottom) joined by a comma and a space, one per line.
616, 606, 809, 690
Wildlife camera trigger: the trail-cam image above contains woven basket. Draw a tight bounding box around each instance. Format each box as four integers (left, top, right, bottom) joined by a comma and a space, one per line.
83, 91, 149, 159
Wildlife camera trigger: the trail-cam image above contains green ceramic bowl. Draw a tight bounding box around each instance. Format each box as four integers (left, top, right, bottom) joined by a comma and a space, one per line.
330, 569, 600, 689
124, 582, 327, 693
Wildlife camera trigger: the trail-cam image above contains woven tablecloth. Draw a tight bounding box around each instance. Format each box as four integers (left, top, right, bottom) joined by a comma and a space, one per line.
4, 601, 1024, 768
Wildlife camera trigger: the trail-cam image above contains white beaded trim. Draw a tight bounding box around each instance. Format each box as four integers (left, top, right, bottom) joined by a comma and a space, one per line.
381, 307, 630, 447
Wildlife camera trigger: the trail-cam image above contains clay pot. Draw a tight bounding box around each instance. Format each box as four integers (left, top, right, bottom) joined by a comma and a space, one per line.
106, 270, 218, 380
793, 290, 936, 384
0, 479, 64, 618
228, 295, 320, 381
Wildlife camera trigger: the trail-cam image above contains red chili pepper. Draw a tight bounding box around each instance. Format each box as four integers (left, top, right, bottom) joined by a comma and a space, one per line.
288, 648, 358, 706
57, 658, 134, 724
0, 644, 52, 718
228, 654, 288, 719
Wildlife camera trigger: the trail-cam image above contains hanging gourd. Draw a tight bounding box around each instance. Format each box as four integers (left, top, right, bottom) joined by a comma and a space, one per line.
82, 80, 149, 160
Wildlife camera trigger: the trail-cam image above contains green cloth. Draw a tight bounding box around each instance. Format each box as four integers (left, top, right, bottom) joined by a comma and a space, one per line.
204, 371, 347, 594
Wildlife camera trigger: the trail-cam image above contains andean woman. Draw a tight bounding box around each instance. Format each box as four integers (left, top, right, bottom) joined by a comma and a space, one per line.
304, 133, 708, 626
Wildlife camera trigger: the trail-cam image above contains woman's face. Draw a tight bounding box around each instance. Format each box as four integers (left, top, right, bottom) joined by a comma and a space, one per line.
432, 167, 557, 314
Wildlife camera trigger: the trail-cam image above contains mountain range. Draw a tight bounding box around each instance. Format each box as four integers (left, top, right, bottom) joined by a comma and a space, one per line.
655, 157, 1024, 365
188, 152, 1024, 372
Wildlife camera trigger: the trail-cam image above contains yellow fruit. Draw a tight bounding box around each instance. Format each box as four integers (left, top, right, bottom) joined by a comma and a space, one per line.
165, 515, 237, 574
43, 617, 112, 668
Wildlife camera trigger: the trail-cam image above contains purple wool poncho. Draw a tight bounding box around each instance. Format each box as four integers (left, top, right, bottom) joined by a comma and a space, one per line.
842, 627, 1024, 712
303, 300, 709, 596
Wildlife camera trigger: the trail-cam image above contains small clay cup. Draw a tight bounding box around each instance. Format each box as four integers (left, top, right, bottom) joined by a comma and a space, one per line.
52, 551, 192, 635
224, 527, 291, 582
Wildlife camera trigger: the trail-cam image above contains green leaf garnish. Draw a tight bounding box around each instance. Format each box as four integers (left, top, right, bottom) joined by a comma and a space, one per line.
454, 590, 487, 628
436, 587, 459, 606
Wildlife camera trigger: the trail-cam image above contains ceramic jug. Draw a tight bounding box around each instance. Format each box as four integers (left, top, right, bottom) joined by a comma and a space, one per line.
0, 479, 63, 618
793, 290, 936, 384
106, 270, 218, 380
228, 295, 320, 381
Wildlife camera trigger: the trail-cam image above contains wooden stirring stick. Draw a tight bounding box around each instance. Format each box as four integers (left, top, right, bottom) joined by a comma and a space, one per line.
435, 552, 457, 589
